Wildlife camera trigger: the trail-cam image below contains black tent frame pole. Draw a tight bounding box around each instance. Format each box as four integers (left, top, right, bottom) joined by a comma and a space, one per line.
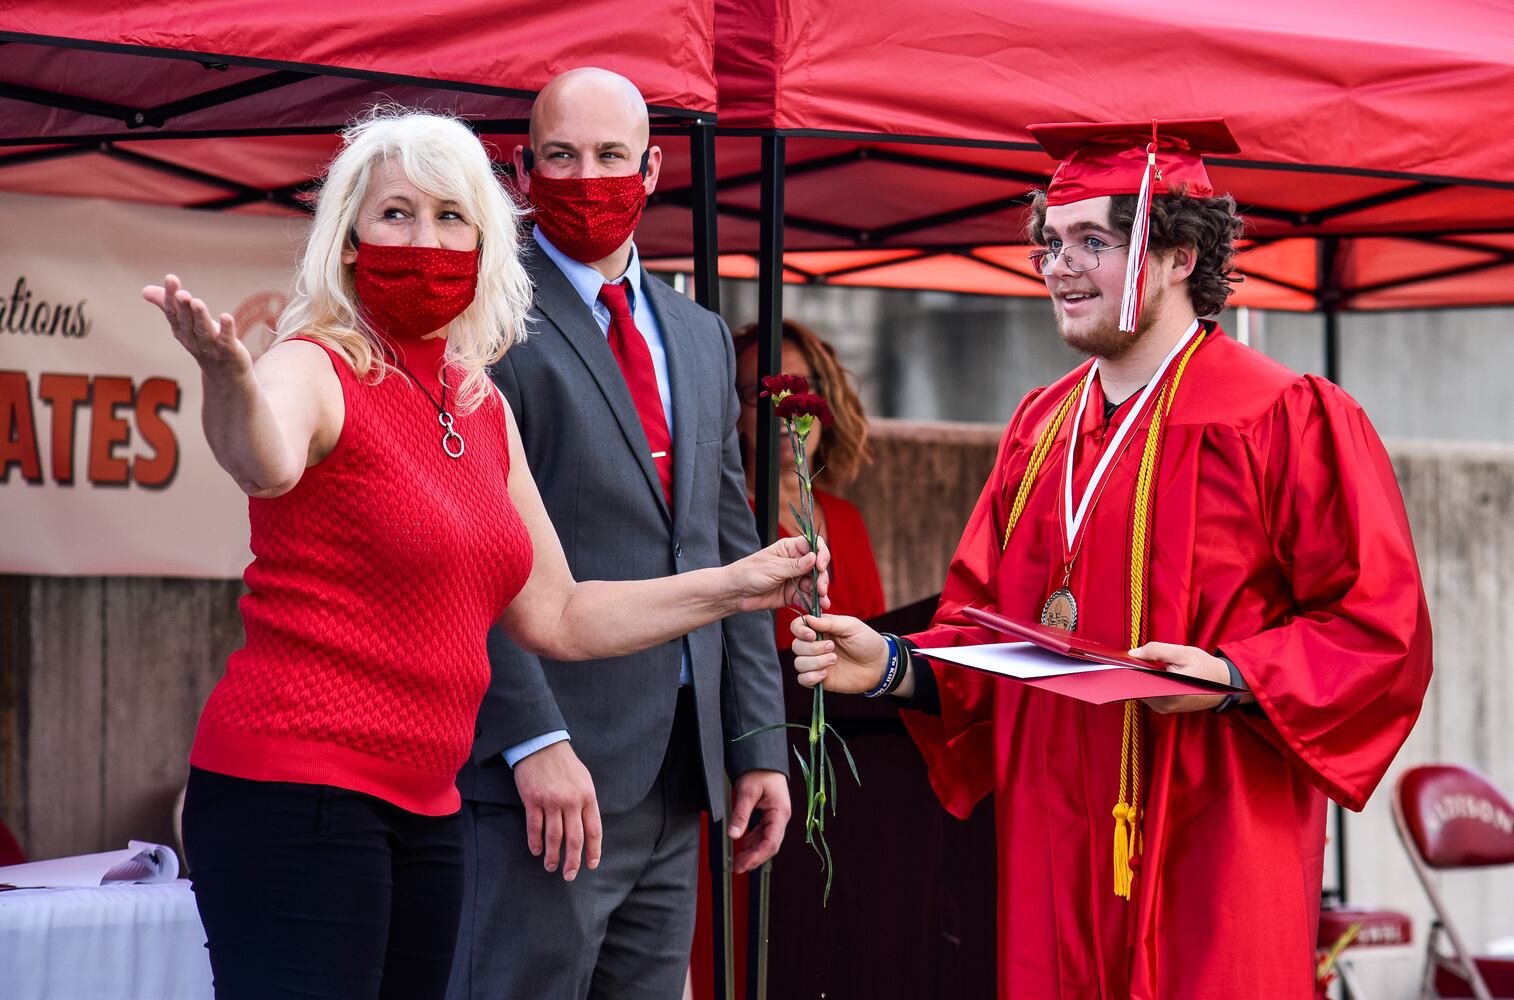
1317, 237, 1351, 1000
1319, 237, 1342, 385
690, 117, 736, 1000
747, 132, 786, 1000
754, 135, 786, 554
1324, 309, 1341, 385
689, 118, 721, 315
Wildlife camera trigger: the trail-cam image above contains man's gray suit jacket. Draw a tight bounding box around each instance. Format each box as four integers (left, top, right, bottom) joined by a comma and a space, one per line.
457, 243, 788, 817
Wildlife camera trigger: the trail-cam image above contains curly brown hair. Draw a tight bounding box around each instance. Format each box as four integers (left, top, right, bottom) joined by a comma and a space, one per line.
732, 319, 874, 484
1028, 190, 1244, 317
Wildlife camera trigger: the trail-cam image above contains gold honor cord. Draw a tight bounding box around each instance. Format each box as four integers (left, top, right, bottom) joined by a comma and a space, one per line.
999, 331, 1208, 899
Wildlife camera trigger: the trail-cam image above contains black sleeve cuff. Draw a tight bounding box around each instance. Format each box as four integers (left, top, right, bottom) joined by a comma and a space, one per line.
1217, 653, 1249, 691
896, 638, 941, 715
1213, 652, 1261, 716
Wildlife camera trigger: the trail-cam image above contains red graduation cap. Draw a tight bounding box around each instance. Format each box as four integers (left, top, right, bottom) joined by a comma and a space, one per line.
1027, 118, 1240, 332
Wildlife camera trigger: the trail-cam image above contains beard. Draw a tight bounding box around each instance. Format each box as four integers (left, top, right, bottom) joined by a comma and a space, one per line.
1055, 282, 1165, 360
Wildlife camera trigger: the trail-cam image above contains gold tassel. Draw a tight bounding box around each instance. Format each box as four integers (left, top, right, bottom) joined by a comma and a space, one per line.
1112, 700, 1140, 899
1112, 802, 1133, 899
1110, 331, 1203, 900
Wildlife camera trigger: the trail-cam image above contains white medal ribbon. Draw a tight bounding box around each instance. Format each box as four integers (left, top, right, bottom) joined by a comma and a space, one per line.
1061, 320, 1201, 560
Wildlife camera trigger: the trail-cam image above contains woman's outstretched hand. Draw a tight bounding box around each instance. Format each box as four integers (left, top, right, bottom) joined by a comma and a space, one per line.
143, 274, 253, 378
729, 534, 831, 614
789, 613, 889, 695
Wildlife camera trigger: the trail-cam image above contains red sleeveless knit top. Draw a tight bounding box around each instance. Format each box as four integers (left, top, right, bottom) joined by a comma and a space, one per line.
190, 337, 533, 815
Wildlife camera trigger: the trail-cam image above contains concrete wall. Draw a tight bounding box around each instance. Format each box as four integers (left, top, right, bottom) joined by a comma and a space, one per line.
721, 278, 1514, 444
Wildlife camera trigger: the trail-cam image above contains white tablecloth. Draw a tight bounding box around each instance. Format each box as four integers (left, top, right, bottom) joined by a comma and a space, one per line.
0, 880, 213, 999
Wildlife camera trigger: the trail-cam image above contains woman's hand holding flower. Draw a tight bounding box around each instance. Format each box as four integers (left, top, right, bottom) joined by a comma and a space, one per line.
729, 535, 831, 614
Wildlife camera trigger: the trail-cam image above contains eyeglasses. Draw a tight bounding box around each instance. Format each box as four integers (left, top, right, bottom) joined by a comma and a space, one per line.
1029, 242, 1128, 276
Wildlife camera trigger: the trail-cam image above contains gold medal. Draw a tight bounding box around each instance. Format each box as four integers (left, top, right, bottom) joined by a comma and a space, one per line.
1040, 587, 1078, 632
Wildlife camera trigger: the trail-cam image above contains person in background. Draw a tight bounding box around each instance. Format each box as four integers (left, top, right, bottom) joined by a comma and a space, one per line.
144, 107, 823, 1000
682, 319, 887, 998
735, 319, 886, 638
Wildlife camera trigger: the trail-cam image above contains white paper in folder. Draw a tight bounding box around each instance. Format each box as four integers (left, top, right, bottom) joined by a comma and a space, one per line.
0, 841, 179, 888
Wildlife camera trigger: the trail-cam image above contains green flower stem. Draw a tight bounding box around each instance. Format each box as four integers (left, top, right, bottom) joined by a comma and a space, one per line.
737, 404, 855, 902
790, 421, 835, 889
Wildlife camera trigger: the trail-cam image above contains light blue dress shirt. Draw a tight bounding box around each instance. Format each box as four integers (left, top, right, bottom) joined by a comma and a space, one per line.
502, 228, 692, 768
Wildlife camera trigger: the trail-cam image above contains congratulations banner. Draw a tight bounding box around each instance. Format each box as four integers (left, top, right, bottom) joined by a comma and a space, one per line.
1, 192, 307, 577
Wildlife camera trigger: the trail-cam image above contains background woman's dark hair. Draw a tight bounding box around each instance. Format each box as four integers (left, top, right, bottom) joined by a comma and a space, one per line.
732, 319, 874, 484
1028, 190, 1245, 317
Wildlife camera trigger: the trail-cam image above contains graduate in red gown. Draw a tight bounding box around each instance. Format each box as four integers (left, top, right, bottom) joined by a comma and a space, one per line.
790, 119, 1433, 1000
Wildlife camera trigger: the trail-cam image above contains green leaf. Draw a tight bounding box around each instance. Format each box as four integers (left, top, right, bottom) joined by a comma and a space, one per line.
786, 501, 811, 537
826, 751, 839, 814
733, 722, 809, 742
825, 724, 862, 786
820, 832, 835, 906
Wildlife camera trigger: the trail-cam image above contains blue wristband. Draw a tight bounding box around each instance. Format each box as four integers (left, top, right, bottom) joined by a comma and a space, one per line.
864, 633, 902, 699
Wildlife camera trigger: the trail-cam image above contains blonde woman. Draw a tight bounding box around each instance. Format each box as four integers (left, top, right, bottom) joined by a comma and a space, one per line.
144, 109, 825, 1000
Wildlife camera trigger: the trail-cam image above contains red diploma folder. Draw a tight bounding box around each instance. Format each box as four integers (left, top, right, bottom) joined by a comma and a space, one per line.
912, 607, 1239, 705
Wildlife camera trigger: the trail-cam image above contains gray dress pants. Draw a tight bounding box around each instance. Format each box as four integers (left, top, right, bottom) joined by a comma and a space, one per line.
447, 690, 705, 1000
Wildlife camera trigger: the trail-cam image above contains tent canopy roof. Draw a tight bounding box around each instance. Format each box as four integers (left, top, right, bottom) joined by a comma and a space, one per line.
5, 2, 1513, 311
3, 1, 717, 132
0, 5, 716, 222
715, 0, 1514, 186
690, 1, 1514, 311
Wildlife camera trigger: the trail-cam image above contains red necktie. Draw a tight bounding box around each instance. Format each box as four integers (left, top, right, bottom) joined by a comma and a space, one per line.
598, 280, 674, 508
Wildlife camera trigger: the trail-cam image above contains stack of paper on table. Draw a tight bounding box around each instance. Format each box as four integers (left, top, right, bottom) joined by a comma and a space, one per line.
912, 607, 1239, 705
0, 841, 179, 889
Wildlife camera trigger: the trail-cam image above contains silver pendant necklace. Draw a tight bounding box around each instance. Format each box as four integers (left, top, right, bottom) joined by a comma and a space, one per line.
393, 358, 465, 459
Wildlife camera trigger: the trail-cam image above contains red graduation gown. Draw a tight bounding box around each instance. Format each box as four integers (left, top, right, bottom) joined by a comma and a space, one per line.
901, 328, 1432, 999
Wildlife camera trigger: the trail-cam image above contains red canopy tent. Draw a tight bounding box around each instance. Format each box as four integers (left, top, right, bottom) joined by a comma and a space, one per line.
0, 6, 752, 999
0, 3, 716, 185
0, 2, 726, 290
0, 4, 729, 362
639, 0, 1514, 321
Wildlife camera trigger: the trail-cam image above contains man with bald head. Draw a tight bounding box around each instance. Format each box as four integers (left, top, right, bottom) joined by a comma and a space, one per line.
449, 68, 791, 1000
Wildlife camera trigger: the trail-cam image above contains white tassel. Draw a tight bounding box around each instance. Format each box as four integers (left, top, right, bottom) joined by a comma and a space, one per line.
1119, 141, 1158, 333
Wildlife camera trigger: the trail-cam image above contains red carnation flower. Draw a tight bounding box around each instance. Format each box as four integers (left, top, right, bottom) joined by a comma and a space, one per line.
738, 373, 848, 902
774, 392, 834, 426
759, 373, 810, 398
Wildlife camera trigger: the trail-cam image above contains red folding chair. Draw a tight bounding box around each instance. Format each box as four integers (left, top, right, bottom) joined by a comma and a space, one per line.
1318, 903, 1414, 998
1394, 764, 1514, 999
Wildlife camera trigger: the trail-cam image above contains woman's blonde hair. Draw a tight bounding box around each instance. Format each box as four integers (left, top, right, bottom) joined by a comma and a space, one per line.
732, 319, 874, 483
275, 106, 531, 413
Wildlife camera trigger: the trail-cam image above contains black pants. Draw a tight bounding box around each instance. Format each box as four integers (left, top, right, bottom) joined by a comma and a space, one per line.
183, 766, 463, 1000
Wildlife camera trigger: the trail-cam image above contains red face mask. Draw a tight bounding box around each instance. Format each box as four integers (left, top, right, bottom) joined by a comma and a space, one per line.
353, 243, 480, 340
528, 171, 647, 264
